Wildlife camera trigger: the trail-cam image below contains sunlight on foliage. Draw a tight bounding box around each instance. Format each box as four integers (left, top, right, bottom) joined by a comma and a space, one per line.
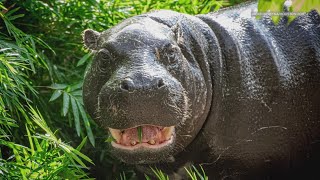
145, 167, 170, 180
48, 82, 95, 146
0, 2, 93, 179
185, 165, 208, 180
257, 0, 319, 24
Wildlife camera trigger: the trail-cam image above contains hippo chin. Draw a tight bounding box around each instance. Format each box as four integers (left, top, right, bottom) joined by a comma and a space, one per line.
83, 2, 320, 179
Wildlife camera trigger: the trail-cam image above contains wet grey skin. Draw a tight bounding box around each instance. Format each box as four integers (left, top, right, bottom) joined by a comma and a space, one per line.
83, 2, 320, 179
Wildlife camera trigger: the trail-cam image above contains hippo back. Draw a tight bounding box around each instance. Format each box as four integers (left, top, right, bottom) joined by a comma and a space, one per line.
194, 2, 320, 178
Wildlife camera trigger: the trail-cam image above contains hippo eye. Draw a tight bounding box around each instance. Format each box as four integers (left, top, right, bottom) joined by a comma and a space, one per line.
162, 43, 176, 54
99, 49, 112, 60
97, 49, 112, 72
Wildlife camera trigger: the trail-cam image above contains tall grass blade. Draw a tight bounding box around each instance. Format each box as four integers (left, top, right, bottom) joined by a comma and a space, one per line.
62, 92, 70, 116
71, 97, 81, 136
77, 101, 95, 146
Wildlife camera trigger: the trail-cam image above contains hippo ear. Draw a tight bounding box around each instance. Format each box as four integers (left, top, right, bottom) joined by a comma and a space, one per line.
171, 23, 184, 45
83, 29, 100, 50
170, 21, 194, 59
170, 22, 193, 50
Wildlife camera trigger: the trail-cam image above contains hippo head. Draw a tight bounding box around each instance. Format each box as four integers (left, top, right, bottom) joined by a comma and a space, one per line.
83, 11, 212, 164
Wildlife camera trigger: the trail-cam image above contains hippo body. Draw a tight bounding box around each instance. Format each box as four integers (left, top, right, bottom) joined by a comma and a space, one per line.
83, 2, 320, 179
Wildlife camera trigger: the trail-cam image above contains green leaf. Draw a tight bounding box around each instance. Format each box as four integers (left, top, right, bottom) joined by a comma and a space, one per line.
8, 14, 25, 21
137, 126, 142, 143
4, 7, 20, 17
33, 138, 42, 152
0, 3, 6, 10
76, 136, 87, 151
185, 166, 197, 180
50, 83, 67, 90
144, 174, 151, 180
62, 92, 70, 116
25, 125, 34, 156
150, 167, 169, 180
119, 171, 127, 180
71, 90, 82, 96
192, 165, 208, 180
105, 135, 115, 143
71, 97, 81, 136
77, 53, 92, 67
77, 101, 95, 146
68, 151, 87, 168
292, 0, 320, 13
257, 0, 286, 24
49, 89, 62, 102
71, 146, 94, 165
70, 82, 83, 91
199, 165, 208, 180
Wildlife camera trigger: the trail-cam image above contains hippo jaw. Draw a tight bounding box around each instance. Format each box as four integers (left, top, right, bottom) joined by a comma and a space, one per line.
109, 125, 175, 150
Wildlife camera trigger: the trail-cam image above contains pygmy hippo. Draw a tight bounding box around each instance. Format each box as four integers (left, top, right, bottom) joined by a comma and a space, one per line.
83, 2, 320, 179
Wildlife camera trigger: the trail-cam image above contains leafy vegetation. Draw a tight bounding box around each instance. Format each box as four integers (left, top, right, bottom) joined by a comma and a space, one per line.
0, 3, 92, 178
184, 165, 208, 180
145, 167, 170, 180
257, 0, 320, 23
0, 0, 318, 179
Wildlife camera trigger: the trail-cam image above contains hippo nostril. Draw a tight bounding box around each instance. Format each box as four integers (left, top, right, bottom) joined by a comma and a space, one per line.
120, 78, 134, 91
121, 82, 129, 91
157, 79, 165, 88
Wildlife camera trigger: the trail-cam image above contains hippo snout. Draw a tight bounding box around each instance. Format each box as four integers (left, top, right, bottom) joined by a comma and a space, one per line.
120, 76, 165, 92
97, 70, 187, 130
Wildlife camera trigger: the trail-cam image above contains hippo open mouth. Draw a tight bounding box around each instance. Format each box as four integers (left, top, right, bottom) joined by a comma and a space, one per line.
109, 125, 175, 150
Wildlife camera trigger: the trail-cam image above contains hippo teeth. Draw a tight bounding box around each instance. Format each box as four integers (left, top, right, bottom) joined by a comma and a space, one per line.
108, 125, 175, 147
130, 140, 137, 146
109, 128, 122, 143
148, 139, 156, 145
162, 126, 174, 140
